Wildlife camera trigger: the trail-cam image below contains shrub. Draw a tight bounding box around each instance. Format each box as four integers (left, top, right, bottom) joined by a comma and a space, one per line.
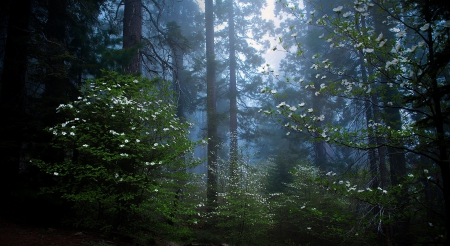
32, 71, 201, 241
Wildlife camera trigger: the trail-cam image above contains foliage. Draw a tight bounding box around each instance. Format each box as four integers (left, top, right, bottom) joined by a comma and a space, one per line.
199, 150, 274, 245
271, 162, 446, 245
32, 71, 202, 241
260, 0, 449, 244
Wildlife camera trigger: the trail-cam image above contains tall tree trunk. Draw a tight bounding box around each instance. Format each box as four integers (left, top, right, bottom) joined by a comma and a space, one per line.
360, 53, 378, 190
172, 44, 184, 118
43, 0, 70, 112
123, 0, 142, 74
205, 0, 218, 211
0, 0, 32, 200
228, 0, 238, 182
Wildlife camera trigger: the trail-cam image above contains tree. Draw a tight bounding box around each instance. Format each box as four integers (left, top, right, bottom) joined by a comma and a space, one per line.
32, 71, 200, 238
123, 0, 142, 74
228, 0, 238, 180
0, 0, 32, 201
205, 0, 218, 211
262, 0, 450, 243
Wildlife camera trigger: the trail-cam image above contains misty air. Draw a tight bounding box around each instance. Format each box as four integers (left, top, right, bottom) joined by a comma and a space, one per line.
0, 0, 449, 245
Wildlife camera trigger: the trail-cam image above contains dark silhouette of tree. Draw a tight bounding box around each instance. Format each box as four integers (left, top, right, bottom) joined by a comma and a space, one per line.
205, 0, 218, 210
123, 0, 142, 74
0, 0, 32, 202
228, 0, 238, 181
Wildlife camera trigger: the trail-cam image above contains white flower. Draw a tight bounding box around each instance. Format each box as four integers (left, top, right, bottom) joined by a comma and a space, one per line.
53, 172, 59, 176
286, 132, 291, 136
61, 132, 67, 135
276, 102, 286, 108
396, 31, 406, 38
390, 27, 400, 33
154, 143, 158, 146
115, 173, 119, 178
299, 103, 305, 107
420, 23, 430, 31
308, 108, 313, 113
271, 89, 277, 94
333, 6, 343, 12
119, 144, 125, 148
424, 169, 429, 174
343, 11, 351, 18
70, 132, 75, 136
301, 205, 305, 209
155, 189, 158, 192
291, 33, 297, 37
163, 128, 169, 131
136, 139, 140, 143
376, 33, 383, 42
307, 227, 311, 230
133, 79, 138, 83
408, 173, 414, 178
364, 48, 374, 53
83, 144, 89, 147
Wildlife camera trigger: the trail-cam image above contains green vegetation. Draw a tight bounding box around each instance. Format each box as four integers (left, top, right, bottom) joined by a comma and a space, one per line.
32, 71, 202, 242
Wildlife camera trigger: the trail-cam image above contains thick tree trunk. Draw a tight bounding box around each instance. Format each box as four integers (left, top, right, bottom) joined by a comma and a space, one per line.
172, 44, 184, 118
0, 0, 32, 199
228, 0, 238, 182
123, 0, 142, 74
205, 0, 218, 211
43, 0, 70, 110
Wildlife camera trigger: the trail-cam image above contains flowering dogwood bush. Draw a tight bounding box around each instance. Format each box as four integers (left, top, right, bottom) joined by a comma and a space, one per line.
32, 71, 201, 239
260, 0, 449, 244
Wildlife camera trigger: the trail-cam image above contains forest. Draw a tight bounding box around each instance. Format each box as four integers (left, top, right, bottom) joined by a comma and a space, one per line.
0, 0, 448, 245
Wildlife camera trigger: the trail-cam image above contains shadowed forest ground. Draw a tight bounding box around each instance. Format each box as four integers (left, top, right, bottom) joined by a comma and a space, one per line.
0, 218, 136, 246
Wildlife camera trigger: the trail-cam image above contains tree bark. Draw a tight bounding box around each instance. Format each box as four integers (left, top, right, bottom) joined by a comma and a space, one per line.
205, 0, 218, 211
228, 0, 238, 182
123, 0, 142, 74
0, 0, 32, 198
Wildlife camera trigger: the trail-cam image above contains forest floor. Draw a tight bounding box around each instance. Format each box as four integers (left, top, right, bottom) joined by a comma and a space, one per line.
0, 218, 222, 246
0, 217, 137, 246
